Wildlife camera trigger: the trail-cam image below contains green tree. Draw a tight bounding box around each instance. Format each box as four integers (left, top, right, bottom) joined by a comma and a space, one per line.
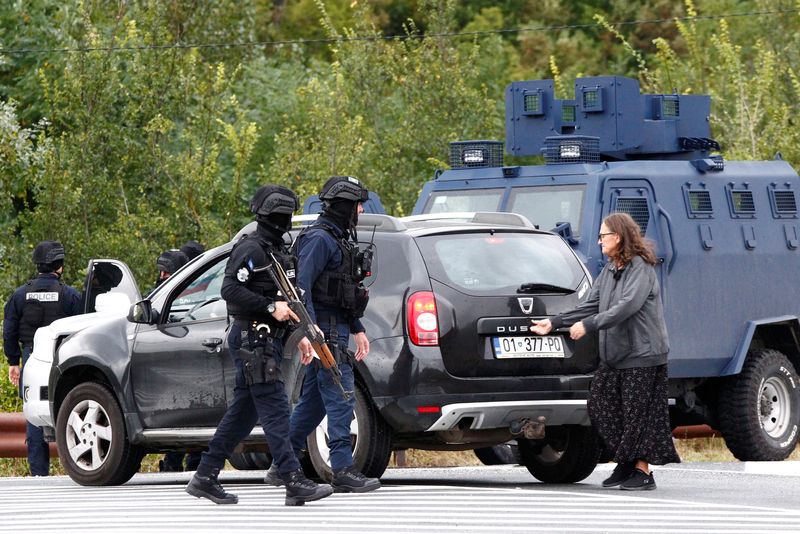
596, 0, 800, 163
269, 0, 499, 214
1, 4, 261, 294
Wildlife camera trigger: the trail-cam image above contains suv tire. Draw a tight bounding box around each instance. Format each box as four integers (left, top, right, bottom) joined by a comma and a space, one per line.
518, 425, 599, 483
307, 385, 392, 482
718, 348, 800, 461
56, 382, 143, 486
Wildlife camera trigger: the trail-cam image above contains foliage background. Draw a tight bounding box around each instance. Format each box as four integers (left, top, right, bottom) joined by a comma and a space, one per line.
2, 0, 800, 412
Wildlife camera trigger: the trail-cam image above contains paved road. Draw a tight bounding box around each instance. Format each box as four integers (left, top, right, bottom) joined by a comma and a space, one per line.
2, 463, 800, 533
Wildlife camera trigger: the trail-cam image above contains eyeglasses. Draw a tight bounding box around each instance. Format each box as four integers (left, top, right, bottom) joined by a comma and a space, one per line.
597, 232, 616, 240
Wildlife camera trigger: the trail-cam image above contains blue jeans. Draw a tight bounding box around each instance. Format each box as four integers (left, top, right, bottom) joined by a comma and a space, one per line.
289, 359, 356, 472
196, 324, 300, 477
21, 347, 49, 476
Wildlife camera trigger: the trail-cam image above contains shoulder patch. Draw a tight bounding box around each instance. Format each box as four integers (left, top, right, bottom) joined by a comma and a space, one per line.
237, 267, 250, 283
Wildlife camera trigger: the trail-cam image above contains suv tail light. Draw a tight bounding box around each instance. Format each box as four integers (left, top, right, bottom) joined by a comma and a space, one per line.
407, 291, 439, 346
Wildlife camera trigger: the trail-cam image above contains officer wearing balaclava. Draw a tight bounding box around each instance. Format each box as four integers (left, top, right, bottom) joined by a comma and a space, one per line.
185, 184, 333, 506
263, 176, 380, 493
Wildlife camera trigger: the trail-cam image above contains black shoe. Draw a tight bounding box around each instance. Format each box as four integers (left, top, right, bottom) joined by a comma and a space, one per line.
283, 469, 333, 506
185, 469, 239, 504
620, 468, 657, 491
331, 466, 381, 493
264, 463, 284, 487
602, 461, 636, 488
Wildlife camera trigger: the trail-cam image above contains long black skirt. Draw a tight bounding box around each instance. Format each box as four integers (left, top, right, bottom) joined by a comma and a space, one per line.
587, 363, 680, 465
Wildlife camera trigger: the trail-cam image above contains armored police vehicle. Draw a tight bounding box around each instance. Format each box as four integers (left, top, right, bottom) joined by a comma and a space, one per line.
413, 76, 800, 461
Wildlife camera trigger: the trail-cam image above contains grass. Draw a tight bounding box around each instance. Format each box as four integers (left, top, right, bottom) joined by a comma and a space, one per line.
3, 438, 799, 477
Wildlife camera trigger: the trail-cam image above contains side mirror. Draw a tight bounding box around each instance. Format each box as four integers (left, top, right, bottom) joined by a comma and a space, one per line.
127, 299, 157, 324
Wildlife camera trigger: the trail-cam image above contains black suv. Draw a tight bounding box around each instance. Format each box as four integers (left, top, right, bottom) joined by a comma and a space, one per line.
23, 212, 598, 486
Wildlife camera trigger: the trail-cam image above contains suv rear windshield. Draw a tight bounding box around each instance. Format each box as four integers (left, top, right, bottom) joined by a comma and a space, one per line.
424, 189, 503, 213
416, 231, 585, 294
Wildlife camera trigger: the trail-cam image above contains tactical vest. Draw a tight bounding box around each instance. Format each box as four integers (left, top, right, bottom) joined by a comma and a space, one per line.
301, 224, 369, 318
18, 278, 68, 346
226, 233, 296, 325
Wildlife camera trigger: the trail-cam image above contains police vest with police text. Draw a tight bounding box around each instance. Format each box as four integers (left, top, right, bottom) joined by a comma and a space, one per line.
18, 278, 68, 346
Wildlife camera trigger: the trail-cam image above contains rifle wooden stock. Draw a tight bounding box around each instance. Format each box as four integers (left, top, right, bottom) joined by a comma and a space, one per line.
266, 256, 352, 400
310, 340, 337, 370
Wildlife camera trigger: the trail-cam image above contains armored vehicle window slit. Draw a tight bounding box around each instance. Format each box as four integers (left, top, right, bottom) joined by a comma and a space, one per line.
423, 189, 504, 214
506, 185, 586, 235
769, 188, 798, 219
727, 188, 756, 218
614, 197, 650, 234
685, 189, 713, 218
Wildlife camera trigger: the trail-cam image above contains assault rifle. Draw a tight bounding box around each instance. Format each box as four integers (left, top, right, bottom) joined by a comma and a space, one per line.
265, 253, 353, 400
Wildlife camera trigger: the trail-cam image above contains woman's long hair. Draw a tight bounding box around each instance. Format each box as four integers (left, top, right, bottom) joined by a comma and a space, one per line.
604, 212, 657, 266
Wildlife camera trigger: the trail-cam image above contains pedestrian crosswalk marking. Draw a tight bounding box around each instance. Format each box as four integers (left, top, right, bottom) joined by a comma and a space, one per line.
2, 481, 799, 533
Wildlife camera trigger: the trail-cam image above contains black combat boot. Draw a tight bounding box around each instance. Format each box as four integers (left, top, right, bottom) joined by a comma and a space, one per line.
283, 469, 333, 506
331, 466, 381, 493
185, 468, 238, 504
264, 463, 284, 487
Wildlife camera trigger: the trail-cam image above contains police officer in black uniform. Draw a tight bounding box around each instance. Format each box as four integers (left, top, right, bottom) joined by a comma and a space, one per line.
153, 248, 201, 473
180, 240, 205, 261
153, 249, 189, 292
264, 176, 380, 493
3, 241, 82, 476
186, 184, 333, 506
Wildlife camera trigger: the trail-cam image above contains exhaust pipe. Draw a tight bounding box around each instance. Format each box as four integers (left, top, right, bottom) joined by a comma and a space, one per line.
510, 416, 546, 440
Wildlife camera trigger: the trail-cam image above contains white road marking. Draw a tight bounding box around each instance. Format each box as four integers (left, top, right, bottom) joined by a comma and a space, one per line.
1, 482, 799, 533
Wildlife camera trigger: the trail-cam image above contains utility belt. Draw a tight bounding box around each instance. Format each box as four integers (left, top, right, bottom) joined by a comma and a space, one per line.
233, 319, 286, 340
233, 319, 285, 386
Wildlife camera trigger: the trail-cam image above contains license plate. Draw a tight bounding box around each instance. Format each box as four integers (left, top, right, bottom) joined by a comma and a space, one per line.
492, 336, 565, 359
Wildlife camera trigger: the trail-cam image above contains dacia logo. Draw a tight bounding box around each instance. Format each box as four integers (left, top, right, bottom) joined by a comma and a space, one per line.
517, 297, 534, 314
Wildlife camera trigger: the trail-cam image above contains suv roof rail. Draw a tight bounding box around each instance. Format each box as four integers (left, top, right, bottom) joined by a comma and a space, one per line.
402, 211, 536, 228
292, 213, 407, 232
357, 213, 407, 232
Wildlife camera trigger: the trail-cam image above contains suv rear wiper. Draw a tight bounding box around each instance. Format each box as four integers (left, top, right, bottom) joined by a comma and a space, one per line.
517, 283, 575, 294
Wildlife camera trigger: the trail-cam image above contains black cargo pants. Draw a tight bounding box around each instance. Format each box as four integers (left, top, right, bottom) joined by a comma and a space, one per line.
196, 323, 300, 477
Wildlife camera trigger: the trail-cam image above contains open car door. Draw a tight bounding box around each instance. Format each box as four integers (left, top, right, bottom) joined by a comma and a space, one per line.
83, 259, 141, 314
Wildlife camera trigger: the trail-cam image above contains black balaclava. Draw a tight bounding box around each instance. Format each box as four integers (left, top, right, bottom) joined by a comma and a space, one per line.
257, 213, 292, 243
323, 198, 358, 234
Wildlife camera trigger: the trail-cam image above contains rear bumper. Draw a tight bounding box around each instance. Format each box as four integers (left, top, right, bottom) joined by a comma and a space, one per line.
425, 399, 588, 431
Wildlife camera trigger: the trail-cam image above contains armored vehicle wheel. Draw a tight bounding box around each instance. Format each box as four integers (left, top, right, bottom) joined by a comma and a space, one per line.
474, 442, 521, 465
56, 382, 143, 486
518, 425, 599, 483
307, 386, 392, 482
718, 349, 800, 461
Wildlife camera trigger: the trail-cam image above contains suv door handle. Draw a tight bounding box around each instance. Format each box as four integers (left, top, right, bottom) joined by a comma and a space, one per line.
202, 337, 223, 348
